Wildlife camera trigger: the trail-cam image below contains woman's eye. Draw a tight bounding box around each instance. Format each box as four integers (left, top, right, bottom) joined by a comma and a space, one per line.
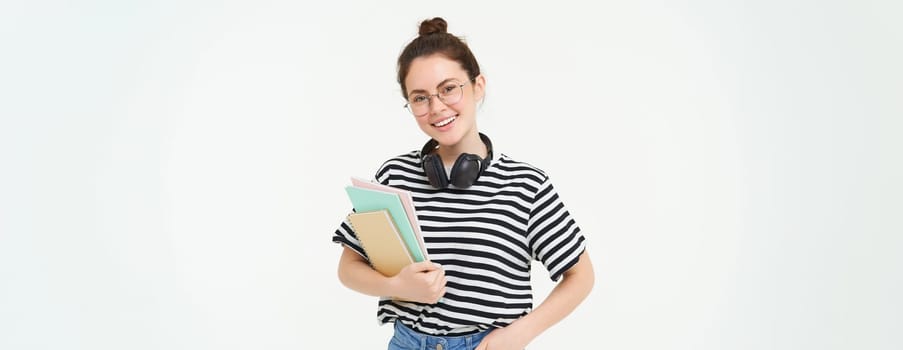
442, 85, 458, 94
411, 95, 428, 103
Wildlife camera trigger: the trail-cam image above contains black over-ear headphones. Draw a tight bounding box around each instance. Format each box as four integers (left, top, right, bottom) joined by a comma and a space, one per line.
420, 133, 493, 189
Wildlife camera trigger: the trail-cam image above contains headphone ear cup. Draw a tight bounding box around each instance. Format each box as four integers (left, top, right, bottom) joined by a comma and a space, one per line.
422, 153, 449, 189
449, 153, 482, 188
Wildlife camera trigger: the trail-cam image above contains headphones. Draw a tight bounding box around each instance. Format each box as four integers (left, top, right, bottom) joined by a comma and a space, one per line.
420, 133, 494, 189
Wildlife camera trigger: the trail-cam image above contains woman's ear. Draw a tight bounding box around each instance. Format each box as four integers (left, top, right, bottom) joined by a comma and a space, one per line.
473, 74, 486, 101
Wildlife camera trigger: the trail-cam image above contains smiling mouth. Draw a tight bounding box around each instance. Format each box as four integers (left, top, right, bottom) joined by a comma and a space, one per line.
432, 116, 457, 127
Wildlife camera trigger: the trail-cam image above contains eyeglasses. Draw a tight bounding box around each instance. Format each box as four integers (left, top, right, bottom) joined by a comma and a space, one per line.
403, 80, 470, 116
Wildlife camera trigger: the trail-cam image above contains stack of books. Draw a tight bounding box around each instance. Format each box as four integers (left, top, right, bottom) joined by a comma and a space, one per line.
345, 177, 428, 276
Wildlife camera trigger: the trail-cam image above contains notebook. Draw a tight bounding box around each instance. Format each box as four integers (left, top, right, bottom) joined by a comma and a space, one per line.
346, 209, 413, 277
345, 185, 426, 262
350, 177, 428, 261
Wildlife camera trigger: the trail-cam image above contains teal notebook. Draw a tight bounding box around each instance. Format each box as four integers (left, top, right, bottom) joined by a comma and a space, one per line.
345, 186, 426, 262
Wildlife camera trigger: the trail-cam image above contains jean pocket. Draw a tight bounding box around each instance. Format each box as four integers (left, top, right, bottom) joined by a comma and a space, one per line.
388, 333, 419, 350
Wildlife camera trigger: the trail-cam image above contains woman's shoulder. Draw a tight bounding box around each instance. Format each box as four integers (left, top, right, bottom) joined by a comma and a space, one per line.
382, 150, 421, 165
490, 153, 550, 184
373, 150, 422, 179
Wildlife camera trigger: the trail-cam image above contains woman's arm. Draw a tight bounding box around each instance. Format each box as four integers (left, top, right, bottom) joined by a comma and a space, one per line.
337, 246, 447, 303
476, 250, 595, 350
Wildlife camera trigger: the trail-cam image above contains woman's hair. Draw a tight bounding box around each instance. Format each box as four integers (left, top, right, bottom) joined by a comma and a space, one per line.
397, 17, 481, 99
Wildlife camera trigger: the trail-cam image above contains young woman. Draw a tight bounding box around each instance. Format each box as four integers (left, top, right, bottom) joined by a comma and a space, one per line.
333, 17, 594, 350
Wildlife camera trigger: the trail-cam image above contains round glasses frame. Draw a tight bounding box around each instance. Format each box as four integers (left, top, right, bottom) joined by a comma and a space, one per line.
403, 80, 472, 116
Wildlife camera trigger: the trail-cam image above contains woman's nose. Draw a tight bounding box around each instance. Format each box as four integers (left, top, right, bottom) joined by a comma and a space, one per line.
428, 95, 448, 114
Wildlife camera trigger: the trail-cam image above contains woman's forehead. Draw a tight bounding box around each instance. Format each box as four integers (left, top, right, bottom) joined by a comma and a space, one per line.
406, 55, 467, 89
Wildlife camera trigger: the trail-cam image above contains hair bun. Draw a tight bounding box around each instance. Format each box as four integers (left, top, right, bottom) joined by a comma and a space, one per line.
418, 17, 448, 36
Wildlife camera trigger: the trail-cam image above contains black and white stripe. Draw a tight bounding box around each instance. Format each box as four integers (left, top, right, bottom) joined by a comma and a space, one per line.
333, 150, 586, 336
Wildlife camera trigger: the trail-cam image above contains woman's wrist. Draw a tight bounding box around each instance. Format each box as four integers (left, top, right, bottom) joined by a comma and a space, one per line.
505, 315, 541, 345
382, 274, 401, 298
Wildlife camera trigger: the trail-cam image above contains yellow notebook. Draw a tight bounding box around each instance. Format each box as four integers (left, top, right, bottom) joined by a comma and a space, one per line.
347, 209, 413, 277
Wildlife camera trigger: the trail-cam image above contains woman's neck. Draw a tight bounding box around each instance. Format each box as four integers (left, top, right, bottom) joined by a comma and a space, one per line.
437, 132, 486, 166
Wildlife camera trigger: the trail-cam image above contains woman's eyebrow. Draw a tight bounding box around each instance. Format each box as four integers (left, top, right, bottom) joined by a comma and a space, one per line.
435, 78, 460, 87
409, 78, 462, 94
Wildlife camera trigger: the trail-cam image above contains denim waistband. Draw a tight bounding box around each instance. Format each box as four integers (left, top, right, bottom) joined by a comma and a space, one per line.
391, 321, 491, 350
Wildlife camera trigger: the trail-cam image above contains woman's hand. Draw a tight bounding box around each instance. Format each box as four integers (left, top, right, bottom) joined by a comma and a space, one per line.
389, 261, 447, 303
474, 326, 529, 350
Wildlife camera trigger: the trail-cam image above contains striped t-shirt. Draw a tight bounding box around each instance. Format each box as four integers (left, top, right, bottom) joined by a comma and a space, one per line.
333, 150, 586, 336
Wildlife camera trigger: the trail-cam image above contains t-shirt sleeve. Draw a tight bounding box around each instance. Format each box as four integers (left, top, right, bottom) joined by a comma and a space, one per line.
332, 211, 368, 260
527, 177, 586, 282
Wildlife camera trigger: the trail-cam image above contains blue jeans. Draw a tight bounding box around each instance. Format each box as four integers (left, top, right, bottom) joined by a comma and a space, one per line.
388, 321, 491, 350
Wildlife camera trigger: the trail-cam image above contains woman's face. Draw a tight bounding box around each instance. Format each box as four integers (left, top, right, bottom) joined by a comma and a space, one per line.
404, 54, 484, 148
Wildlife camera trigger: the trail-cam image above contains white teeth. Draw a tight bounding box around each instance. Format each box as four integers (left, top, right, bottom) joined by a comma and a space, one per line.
434, 116, 456, 127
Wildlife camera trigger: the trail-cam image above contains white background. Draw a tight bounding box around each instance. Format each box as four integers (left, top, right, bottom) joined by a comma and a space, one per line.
1, 1, 901, 349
